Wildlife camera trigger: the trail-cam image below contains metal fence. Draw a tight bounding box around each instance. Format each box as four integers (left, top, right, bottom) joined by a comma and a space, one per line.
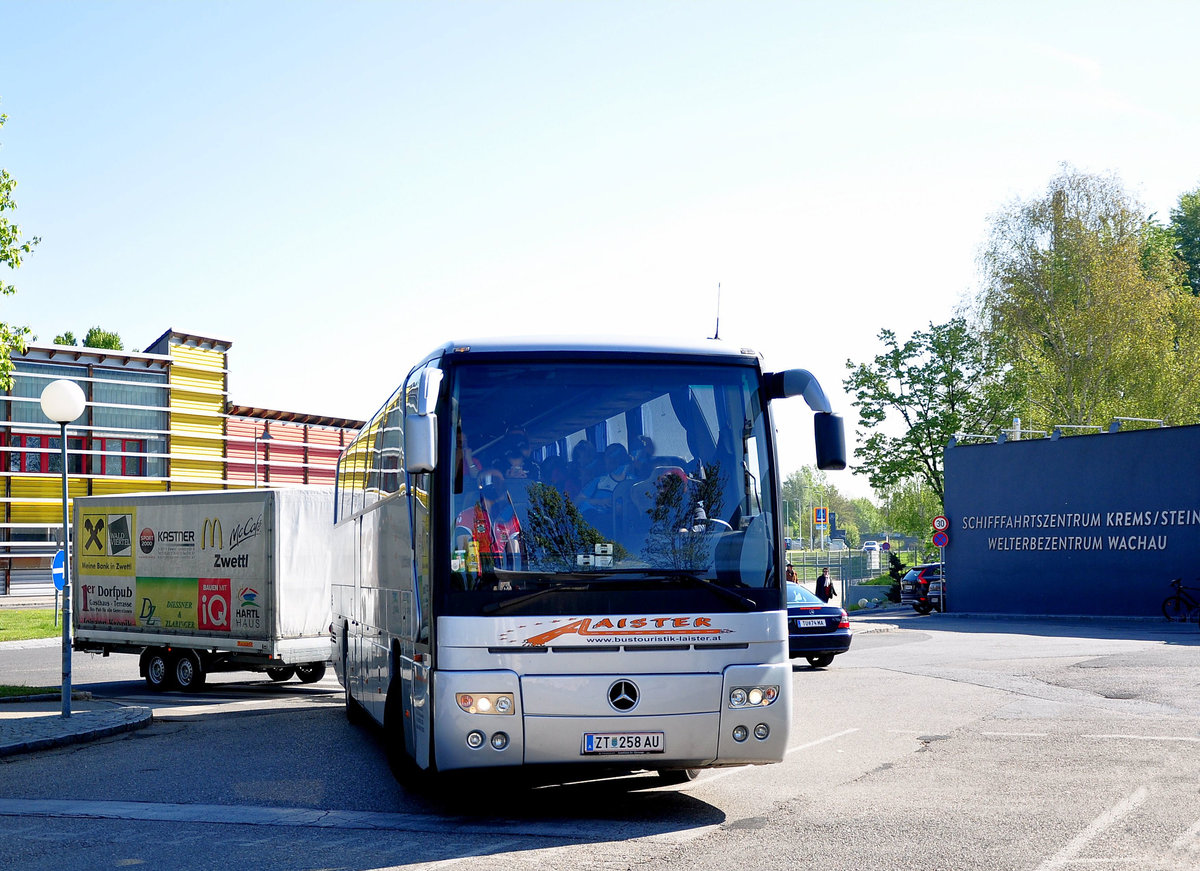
785, 550, 917, 583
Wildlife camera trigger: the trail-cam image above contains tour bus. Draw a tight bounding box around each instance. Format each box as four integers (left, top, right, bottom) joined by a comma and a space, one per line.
331, 336, 845, 782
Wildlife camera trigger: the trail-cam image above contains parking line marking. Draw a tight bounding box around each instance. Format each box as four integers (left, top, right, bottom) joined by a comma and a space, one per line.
1171, 817, 1200, 852
1034, 787, 1149, 871
1082, 734, 1200, 743
982, 731, 1049, 738
786, 728, 859, 755
682, 728, 859, 788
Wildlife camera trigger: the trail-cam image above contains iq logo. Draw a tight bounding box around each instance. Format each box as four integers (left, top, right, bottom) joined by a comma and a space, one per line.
198, 578, 232, 632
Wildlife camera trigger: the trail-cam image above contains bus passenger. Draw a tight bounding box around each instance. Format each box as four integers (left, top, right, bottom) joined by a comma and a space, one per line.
455, 469, 522, 580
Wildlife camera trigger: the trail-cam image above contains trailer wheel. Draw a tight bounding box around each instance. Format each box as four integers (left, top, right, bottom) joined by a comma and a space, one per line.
143, 649, 174, 692
266, 666, 296, 682
171, 650, 206, 692
295, 662, 327, 683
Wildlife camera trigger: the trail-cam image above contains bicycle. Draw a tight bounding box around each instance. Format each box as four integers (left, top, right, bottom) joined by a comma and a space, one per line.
1161, 578, 1200, 622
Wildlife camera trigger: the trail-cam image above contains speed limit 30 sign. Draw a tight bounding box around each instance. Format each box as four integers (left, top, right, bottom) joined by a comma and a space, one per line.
932, 515, 949, 532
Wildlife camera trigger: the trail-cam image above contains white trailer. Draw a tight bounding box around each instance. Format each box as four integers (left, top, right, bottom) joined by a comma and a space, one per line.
72, 487, 334, 691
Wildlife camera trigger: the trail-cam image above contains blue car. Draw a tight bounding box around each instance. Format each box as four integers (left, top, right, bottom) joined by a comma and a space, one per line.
787, 582, 852, 668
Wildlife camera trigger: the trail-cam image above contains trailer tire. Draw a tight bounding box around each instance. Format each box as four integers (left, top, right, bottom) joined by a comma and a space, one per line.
172, 650, 206, 692
143, 649, 174, 692
266, 667, 296, 682
295, 662, 327, 683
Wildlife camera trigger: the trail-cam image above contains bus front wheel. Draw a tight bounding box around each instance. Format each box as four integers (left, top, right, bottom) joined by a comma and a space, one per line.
384, 679, 419, 783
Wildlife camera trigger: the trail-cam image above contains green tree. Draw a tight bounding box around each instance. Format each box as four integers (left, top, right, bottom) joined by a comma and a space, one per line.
1170, 186, 1200, 296
52, 327, 124, 350
82, 326, 123, 350
977, 165, 1200, 428
881, 475, 943, 540
844, 318, 1014, 504
0, 105, 38, 390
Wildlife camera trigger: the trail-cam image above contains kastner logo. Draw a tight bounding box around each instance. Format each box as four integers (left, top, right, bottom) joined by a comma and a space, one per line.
201, 518, 223, 550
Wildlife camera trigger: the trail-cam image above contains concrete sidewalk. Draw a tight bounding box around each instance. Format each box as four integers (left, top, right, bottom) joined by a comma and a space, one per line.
0, 695, 152, 757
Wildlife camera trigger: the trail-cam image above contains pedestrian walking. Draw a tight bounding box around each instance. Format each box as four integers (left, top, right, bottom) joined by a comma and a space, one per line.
816, 567, 836, 603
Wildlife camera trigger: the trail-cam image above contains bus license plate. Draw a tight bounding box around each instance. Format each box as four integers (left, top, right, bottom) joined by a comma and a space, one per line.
582, 732, 665, 755
797, 618, 825, 628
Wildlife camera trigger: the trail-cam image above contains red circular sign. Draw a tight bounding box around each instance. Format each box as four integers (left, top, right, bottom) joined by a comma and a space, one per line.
932, 515, 949, 531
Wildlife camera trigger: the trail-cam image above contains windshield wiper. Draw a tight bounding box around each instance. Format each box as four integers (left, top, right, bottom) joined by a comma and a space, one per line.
647, 572, 759, 611
480, 572, 760, 615
481, 584, 591, 616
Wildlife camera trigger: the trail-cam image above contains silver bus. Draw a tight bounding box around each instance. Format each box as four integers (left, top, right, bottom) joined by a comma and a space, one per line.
331, 336, 845, 782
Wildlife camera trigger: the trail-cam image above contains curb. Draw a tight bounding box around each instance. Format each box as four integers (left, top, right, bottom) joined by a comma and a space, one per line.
0, 705, 153, 758
0, 691, 93, 705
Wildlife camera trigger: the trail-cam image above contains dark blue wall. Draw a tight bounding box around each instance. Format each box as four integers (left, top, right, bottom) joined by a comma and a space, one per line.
943, 425, 1200, 616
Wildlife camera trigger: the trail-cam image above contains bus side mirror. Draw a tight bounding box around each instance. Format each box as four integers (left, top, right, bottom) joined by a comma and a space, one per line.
814, 412, 847, 471
416, 367, 442, 416
764, 368, 832, 413
404, 413, 437, 473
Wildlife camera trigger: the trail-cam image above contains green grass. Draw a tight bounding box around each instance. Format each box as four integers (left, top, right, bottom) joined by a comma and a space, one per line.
862, 573, 896, 586
0, 684, 59, 698
0, 608, 61, 642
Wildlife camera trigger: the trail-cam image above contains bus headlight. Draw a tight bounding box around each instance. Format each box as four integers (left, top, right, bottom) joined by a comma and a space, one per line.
466, 730, 485, 749
457, 692, 516, 715
728, 685, 778, 708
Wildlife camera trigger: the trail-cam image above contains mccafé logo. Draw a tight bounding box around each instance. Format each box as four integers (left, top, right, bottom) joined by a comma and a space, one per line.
503, 615, 732, 647
201, 518, 223, 550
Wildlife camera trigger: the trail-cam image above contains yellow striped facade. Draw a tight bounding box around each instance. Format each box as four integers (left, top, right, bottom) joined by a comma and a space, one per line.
3, 329, 362, 595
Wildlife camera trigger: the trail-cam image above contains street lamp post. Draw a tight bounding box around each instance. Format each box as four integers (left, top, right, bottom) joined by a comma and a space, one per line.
40, 379, 87, 718
253, 426, 273, 487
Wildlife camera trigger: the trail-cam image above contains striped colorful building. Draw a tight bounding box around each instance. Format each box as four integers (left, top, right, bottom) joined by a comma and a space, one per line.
1, 328, 363, 596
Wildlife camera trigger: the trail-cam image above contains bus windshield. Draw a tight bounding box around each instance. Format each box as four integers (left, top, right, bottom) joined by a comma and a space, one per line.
445, 360, 779, 613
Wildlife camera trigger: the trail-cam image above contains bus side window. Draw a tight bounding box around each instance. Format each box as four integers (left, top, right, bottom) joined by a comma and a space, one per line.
379, 396, 404, 495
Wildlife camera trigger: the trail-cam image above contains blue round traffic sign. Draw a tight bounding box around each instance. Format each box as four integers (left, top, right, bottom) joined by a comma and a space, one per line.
932, 530, 949, 548
51, 549, 66, 591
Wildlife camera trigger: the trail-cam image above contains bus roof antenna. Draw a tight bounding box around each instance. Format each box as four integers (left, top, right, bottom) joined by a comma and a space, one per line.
711, 283, 721, 340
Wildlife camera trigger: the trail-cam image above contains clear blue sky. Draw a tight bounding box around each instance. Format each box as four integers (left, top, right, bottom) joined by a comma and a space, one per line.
3, 1, 1199, 500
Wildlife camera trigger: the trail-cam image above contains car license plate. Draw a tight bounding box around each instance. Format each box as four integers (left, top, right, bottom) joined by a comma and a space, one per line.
797, 618, 826, 628
582, 732, 665, 755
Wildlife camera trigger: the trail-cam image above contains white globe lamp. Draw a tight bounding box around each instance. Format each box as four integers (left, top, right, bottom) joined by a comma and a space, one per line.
40, 379, 87, 718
